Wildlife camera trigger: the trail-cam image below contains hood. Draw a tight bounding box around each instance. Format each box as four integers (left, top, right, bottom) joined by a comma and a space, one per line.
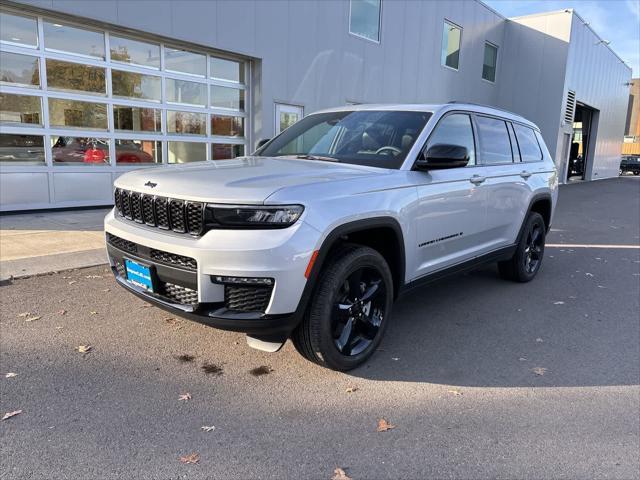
114, 156, 387, 204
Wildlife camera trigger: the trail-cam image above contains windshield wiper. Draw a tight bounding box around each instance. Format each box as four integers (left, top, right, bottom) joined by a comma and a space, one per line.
294, 154, 339, 162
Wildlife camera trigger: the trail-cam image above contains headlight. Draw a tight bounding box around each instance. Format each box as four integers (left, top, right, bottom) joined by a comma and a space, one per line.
206, 204, 304, 228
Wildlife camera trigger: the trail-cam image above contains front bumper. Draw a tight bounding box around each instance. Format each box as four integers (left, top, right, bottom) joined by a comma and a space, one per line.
104, 209, 320, 336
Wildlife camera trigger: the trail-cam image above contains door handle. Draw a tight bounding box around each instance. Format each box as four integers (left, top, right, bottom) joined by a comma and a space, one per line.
469, 175, 486, 185
520, 170, 532, 179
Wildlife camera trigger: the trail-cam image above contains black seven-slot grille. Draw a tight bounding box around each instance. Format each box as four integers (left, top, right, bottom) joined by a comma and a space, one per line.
114, 188, 204, 235
106, 233, 196, 271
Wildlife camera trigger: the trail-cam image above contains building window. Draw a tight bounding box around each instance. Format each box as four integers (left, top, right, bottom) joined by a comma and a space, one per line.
115, 139, 162, 165
113, 105, 161, 132
0, 134, 45, 164
0, 12, 38, 48
168, 141, 206, 163
111, 69, 161, 102
43, 21, 105, 59
211, 143, 244, 160
167, 110, 206, 135
0, 51, 40, 87
51, 136, 110, 165
109, 35, 159, 68
482, 42, 498, 82
441, 20, 461, 70
48, 98, 108, 130
0, 93, 42, 125
275, 103, 304, 135
349, 0, 381, 42
166, 78, 206, 106
210, 57, 243, 83
165, 47, 206, 77
211, 115, 244, 137
45, 59, 106, 96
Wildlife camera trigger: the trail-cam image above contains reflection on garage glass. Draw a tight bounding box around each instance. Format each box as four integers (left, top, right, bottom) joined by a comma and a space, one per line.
51, 136, 110, 165
0, 133, 45, 164
115, 139, 162, 164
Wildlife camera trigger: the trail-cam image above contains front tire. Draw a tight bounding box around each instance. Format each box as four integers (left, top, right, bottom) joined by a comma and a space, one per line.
292, 245, 393, 371
498, 212, 546, 282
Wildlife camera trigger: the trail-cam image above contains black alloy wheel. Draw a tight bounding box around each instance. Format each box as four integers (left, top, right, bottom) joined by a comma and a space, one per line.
332, 267, 387, 356
523, 223, 544, 275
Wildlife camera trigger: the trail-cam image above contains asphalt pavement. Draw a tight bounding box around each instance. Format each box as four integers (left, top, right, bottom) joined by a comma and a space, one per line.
1, 177, 639, 479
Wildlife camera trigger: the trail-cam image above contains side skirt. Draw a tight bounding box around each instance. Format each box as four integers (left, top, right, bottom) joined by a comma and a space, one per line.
398, 244, 516, 297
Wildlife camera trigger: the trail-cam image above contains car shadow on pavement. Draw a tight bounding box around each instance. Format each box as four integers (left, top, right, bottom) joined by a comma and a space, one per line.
349, 256, 640, 388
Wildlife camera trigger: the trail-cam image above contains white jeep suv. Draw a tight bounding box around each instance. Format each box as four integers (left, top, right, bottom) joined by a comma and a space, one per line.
104, 103, 558, 370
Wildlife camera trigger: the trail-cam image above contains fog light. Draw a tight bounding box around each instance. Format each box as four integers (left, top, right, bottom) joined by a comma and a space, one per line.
212, 275, 274, 286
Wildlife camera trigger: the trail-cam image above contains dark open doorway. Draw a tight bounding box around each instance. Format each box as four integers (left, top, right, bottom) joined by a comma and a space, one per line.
567, 103, 598, 182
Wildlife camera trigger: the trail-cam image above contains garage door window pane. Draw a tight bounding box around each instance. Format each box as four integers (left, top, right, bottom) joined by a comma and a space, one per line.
0, 12, 38, 47
514, 124, 543, 162
167, 111, 206, 135
211, 115, 244, 137
48, 98, 108, 130
476, 116, 513, 164
0, 52, 40, 87
110, 35, 160, 68
211, 85, 244, 111
166, 78, 206, 106
482, 43, 498, 82
112, 70, 161, 102
349, 0, 381, 42
43, 21, 105, 59
113, 105, 161, 132
211, 143, 244, 160
46, 59, 106, 95
442, 21, 461, 70
165, 47, 206, 76
168, 141, 206, 163
0, 93, 42, 125
0, 134, 45, 164
52, 136, 110, 165
210, 57, 243, 83
115, 139, 162, 164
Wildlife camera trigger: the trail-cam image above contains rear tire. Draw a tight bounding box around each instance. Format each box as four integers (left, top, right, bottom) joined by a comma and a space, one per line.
291, 244, 393, 371
498, 212, 546, 283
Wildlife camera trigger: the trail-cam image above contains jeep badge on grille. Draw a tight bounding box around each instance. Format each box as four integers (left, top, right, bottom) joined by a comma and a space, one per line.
144, 181, 157, 188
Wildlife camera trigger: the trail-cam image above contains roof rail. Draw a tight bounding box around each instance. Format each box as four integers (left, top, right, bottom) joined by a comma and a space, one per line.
447, 101, 519, 117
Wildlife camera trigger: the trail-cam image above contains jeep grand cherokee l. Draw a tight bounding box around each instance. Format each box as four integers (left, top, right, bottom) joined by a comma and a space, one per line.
105, 103, 558, 371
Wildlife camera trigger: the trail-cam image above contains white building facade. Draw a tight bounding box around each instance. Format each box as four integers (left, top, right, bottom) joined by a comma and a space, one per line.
0, 0, 631, 211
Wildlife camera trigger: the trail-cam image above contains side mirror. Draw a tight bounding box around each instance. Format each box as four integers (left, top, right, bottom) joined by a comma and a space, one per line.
256, 138, 271, 149
415, 144, 469, 170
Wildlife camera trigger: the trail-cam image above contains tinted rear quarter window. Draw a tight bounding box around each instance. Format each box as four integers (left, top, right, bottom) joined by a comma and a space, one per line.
476, 116, 512, 164
514, 124, 543, 162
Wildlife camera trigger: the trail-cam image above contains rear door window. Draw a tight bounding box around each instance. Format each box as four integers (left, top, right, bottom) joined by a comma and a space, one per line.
476, 116, 513, 165
513, 124, 543, 162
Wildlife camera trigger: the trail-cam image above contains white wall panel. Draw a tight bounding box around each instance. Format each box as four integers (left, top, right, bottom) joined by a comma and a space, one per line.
52, 172, 113, 203
0, 172, 50, 206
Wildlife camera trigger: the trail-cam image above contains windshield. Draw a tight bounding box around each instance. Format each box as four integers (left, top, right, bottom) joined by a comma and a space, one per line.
257, 110, 432, 169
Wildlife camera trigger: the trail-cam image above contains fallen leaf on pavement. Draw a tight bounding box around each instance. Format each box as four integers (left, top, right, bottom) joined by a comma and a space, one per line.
532, 367, 547, 376
201, 425, 215, 432
535, 338, 544, 343
332, 467, 352, 480
519, 357, 528, 362
5, 373, 17, 378
391, 357, 400, 361
376, 418, 395, 432
178, 393, 192, 401
101, 288, 110, 292
89, 311, 98, 315
345, 386, 358, 393
68, 280, 77, 285
25, 316, 41, 322
57, 309, 67, 315
553, 301, 565, 305
17, 312, 31, 318
448, 389, 463, 396
179, 453, 199, 464
2, 410, 22, 421
76, 345, 92, 354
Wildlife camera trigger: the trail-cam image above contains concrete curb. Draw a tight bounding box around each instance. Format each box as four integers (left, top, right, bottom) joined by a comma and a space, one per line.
0, 249, 108, 281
